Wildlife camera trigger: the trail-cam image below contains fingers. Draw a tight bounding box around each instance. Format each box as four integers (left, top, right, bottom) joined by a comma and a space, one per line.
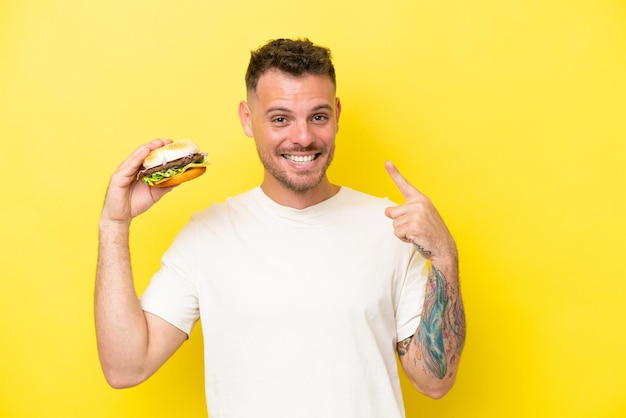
114, 139, 172, 183
383, 161, 456, 260
385, 161, 422, 200
101, 139, 179, 225
384, 161, 435, 250
384, 201, 408, 220
121, 139, 172, 169
148, 182, 177, 202
386, 204, 419, 242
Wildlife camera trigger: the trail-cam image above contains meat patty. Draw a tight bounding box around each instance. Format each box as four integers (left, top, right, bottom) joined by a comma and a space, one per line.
139, 153, 206, 178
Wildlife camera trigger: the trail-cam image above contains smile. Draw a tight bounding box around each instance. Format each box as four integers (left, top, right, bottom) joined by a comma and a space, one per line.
283, 154, 318, 163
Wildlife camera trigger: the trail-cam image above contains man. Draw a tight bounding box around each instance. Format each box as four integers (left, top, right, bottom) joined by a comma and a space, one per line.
95, 38, 465, 417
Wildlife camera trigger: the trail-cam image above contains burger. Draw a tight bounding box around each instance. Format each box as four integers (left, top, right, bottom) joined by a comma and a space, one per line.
138, 139, 210, 187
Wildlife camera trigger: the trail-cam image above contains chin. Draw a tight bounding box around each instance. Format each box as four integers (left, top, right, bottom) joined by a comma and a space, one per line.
280, 172, 326, 193
260, 149, 334, 192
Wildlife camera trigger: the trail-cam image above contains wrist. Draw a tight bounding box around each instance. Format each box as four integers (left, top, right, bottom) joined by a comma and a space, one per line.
99, 216, 131, 233
430, 245, 458, 271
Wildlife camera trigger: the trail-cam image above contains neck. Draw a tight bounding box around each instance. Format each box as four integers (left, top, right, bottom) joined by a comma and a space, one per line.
260, 177, 340, 209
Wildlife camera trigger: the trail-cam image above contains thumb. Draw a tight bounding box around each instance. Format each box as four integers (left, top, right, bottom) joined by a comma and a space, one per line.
385, 161, 422, 200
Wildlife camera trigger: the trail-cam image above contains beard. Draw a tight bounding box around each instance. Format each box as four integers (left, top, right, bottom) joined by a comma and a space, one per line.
257, 144, 335, 193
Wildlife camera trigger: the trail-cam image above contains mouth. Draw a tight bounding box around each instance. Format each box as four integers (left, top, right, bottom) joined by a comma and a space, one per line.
282, 153, 319, 164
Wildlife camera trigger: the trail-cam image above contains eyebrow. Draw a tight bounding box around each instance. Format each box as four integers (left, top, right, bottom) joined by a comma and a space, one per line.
265, 104, 333, 115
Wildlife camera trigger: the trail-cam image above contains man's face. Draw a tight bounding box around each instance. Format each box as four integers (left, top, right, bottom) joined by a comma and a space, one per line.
239, 70, 341, 195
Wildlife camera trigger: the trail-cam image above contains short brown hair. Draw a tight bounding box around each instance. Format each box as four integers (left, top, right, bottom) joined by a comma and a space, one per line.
245, 38, 336, 93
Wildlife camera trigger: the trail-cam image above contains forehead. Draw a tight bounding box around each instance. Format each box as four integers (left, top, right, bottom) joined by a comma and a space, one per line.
250, 70, 336, 106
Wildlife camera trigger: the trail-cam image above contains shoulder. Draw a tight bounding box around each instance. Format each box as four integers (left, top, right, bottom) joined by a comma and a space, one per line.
190, 187, 259, 222
321, 187, 398, 238
336, 187, 395, 214
167, 188, 260, 252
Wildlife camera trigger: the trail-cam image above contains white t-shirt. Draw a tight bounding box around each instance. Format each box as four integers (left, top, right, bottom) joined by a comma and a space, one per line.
141, 186, 428, 418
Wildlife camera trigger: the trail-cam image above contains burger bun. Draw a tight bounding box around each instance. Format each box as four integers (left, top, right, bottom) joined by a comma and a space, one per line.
143, 139, 200, 169
151, 166, 207, 188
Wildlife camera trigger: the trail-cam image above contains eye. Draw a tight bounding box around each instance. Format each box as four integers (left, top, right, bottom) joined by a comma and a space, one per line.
272, 116, 288, 124
311, 114, 329, 123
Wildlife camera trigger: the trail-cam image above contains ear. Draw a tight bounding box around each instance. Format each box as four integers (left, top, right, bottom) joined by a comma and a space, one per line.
238, 101, 254, 137
335, 97, 342, 131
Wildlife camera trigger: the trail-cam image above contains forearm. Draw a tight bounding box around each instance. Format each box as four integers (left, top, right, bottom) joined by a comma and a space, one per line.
399, 253, 466, 398
95, 220, 150, 387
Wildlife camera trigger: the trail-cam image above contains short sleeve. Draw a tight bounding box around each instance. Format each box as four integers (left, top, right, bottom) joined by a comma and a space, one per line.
395, 249, 428, 342
140, 223, 200, 336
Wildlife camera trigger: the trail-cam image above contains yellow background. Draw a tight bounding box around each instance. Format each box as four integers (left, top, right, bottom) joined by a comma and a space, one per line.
1, 0, 625, 417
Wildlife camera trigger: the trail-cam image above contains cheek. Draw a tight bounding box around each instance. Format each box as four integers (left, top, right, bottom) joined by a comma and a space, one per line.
317, 125, 339, 143
261, 125, 294, 144
254, 129, 284, 154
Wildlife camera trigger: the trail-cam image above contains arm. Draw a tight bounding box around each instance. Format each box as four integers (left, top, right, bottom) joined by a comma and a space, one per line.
397, 255, 465, 398
385, 162, 466, 399
95, 139, 187, 388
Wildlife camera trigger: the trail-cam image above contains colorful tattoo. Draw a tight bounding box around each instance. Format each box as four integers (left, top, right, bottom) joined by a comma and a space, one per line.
416, 265, 466, 379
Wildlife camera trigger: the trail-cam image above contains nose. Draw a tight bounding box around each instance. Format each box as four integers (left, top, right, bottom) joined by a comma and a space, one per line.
292, 120, 314, 147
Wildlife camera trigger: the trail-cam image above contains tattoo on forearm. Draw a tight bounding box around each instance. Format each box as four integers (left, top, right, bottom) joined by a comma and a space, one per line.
419, 266, 449, 378
421, 265, 466, 378
413, 242, 432, 258
398, 264, 466, 379
397, 336, 412, 356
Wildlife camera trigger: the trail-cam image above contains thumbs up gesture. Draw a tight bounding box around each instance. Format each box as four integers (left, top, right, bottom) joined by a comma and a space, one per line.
384, 161, 457, 262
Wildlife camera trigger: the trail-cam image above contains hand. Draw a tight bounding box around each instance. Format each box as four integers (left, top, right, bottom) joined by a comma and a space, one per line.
100, 139, 175, 226
384, 161, 457, 262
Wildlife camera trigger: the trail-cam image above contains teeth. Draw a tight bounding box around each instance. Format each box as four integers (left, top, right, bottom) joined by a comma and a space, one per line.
284, 154, 315, 163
